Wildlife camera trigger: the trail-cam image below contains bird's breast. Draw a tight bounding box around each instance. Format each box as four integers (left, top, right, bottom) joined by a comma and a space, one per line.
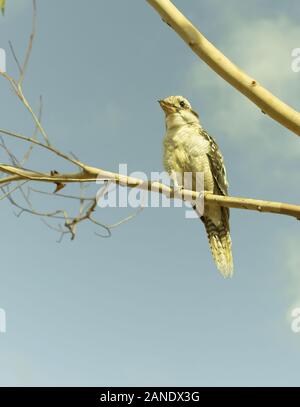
163, 124, 215, 194
163, 125, 209, 171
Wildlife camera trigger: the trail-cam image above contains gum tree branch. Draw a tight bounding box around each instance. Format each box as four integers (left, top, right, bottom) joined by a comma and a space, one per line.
146, 0, 300, 137
1, 159, 300, 220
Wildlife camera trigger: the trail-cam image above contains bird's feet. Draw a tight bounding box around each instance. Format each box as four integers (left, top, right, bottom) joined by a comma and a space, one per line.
172, 185, 185, 200
169, 171, 185, 198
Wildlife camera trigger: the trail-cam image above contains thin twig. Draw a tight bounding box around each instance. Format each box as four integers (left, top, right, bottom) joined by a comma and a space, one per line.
21, 95, 43, 166
8, 41, 22, 74
0, 128, 85, 168
19, 0, 37, 85
29, 187, 95, 201
0, 181, 27, 201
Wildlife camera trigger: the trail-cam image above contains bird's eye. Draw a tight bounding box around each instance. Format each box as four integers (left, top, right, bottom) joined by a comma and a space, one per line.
179, 100, 186, 108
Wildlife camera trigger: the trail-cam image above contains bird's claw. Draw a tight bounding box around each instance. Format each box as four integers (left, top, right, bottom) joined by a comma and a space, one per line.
172, 185, 184, 197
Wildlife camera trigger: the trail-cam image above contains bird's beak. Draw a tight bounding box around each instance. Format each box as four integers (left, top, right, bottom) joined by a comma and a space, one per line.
158, 100, 176, 115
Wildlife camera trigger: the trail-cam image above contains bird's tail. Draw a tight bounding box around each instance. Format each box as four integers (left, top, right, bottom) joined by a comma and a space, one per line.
203, 215, 233, 278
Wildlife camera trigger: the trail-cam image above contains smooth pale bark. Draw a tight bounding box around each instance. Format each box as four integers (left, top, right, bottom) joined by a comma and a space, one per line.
1, 162, 300, 220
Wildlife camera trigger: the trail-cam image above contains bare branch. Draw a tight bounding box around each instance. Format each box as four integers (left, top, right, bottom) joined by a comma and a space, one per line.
0, 128, 85, 168
17, 86, 50, 146
29, 187, 96, 201
19, 0, 37, 85
1, 0, 300, 245
8, 41, 22, 74
105, 206, 144, 229
0, 181, 27, 201
1, 160, 300, 220
21, 95, 43, 166
0, 136, 20, 167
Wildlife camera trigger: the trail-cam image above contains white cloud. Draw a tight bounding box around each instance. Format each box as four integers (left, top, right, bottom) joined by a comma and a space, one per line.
186, 15, 300, 143
184, 12, 300, 189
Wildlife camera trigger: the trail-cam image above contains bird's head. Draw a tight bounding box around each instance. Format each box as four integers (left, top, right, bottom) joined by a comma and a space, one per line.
158, 96, 200, 129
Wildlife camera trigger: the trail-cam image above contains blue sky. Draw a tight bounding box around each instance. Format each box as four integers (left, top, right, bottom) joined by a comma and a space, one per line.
0, 0, 300, 386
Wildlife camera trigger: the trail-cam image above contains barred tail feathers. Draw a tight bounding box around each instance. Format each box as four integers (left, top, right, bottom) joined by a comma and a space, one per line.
203, 216, 233, 278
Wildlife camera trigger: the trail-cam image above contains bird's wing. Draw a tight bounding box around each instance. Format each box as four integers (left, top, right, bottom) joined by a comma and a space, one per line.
201, 129, 229, 196
200, 130, 233, 276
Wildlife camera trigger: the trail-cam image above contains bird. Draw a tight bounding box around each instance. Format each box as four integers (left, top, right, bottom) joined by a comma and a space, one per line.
159, 96, 233, 277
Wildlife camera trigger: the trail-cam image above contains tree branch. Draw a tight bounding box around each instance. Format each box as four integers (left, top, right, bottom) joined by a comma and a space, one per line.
146, 0, 300, 137
1, 160, 300, 220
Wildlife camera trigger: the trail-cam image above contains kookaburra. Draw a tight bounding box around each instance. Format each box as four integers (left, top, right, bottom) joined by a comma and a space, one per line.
159, 96, 233, 277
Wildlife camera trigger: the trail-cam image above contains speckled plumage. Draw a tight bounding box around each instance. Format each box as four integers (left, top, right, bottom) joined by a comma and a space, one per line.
159, 96, 233, 277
